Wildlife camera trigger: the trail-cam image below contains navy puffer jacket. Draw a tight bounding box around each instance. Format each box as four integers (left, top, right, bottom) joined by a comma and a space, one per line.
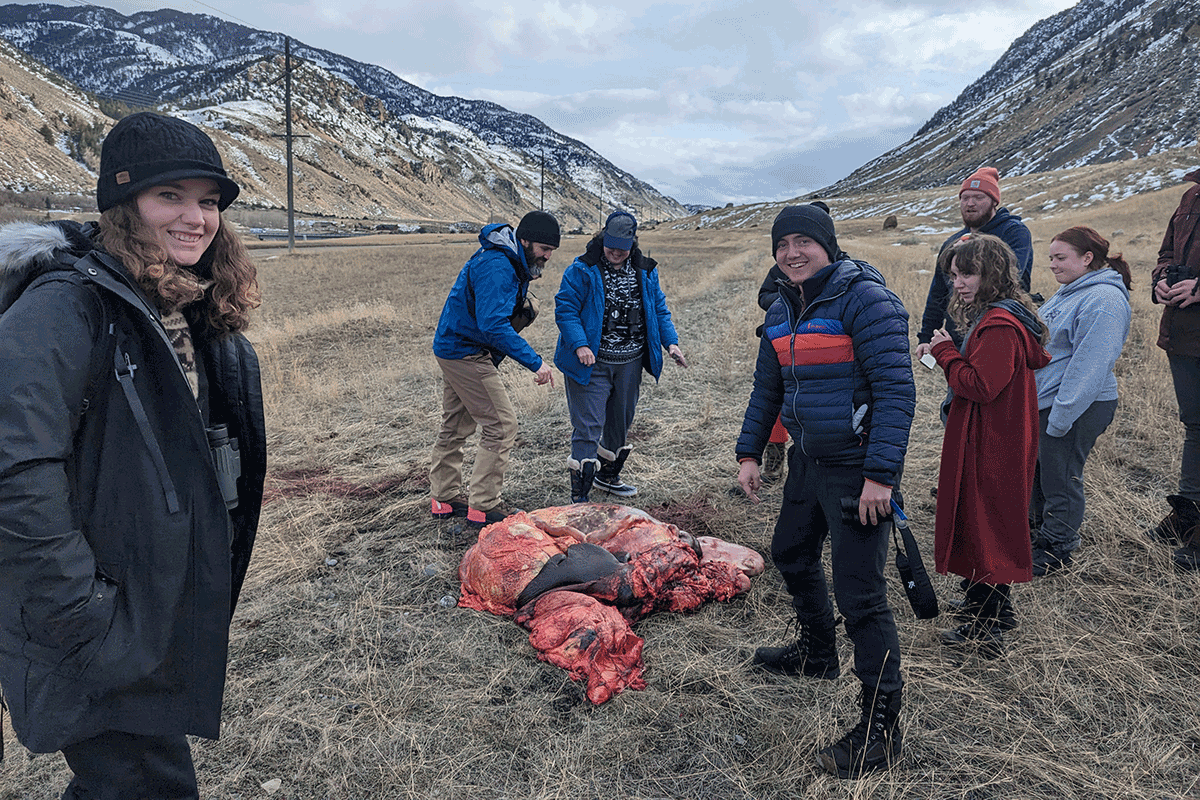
736, 258, 915, 488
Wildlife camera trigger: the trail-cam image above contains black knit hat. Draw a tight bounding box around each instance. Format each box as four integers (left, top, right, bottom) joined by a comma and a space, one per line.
771, 205, 839, 262
97, 112, 240, 212
515, 210, 561, 248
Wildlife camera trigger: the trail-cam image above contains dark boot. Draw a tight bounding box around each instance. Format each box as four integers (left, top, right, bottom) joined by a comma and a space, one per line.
568, 458, 599, 504
940, 583, 1007, 658
816, 684, 903, 778
752, 619, 840, 679
595, 445, 637, 497
1147, 495, 1200, 545
1032, 537, 1073, 577
1173, 523, 1200, 571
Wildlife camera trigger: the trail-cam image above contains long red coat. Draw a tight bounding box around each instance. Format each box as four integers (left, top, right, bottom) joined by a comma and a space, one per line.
932, 308, 1051, 584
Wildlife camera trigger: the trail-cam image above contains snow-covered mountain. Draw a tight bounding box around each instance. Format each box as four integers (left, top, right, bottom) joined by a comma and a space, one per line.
0, 3, 686, 226
822, 0, 1200, 196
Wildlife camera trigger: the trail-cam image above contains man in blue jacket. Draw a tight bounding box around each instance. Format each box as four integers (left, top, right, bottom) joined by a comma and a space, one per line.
737, 205, 915, 779
914, 167, 1035, 357
430, 211, 558, 528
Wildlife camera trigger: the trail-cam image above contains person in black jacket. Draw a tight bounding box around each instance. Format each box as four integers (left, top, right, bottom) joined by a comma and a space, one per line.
0, 112, 265, 799
914, 167, 1036, 357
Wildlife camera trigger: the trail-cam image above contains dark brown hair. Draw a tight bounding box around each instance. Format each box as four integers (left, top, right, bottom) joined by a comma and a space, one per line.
938, 233, 1046, 343
1050, 226, 1132, 290
97, 200, 260, 334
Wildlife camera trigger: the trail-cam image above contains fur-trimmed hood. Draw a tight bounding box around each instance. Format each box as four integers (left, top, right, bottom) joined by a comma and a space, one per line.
0, 221, 96, 313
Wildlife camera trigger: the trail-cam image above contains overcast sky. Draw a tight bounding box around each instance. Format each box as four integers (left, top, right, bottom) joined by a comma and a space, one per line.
31, 0, 1079, 205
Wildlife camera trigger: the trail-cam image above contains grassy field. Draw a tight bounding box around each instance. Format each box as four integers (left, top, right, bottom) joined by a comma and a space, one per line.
3, 184, 1199, 799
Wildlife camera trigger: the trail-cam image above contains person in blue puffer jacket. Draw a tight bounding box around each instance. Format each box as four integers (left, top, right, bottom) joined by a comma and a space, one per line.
554, 211, 686, 502
735, 205, 915, 780
430, 211, 558, 528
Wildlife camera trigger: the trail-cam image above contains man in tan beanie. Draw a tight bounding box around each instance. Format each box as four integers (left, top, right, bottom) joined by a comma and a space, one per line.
914, 167, 1035, 356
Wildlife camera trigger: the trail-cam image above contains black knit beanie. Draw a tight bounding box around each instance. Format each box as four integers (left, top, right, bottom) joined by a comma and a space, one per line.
771, 205, 839, 262
97, 112, 240, 212
515, 210, 561, 248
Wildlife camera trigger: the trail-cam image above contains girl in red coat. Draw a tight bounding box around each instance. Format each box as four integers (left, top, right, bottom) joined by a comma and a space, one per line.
930, 234, 1049, 656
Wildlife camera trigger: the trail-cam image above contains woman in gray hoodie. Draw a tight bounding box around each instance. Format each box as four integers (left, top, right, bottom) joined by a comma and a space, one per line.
1031, 226, 1132, 575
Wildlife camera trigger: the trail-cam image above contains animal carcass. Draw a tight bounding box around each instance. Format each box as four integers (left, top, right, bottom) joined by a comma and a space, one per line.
458, 504, 764, 704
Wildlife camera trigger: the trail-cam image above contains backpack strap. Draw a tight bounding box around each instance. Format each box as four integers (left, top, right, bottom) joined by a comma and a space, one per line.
113, 336, 181, 515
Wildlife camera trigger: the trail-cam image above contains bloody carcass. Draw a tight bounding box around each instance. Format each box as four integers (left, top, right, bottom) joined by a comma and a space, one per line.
458, 504, 764, 704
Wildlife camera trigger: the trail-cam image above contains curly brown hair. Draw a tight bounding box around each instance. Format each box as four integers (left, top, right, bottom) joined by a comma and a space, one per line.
938, 233, 1046, 344
97, 200, 260, 334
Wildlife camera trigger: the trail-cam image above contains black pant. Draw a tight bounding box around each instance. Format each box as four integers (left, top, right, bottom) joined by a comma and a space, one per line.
771, 451, 903, 693
61, 731, 198, 800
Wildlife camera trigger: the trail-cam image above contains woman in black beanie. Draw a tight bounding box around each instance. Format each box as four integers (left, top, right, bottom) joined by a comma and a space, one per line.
0, 112, 265, 799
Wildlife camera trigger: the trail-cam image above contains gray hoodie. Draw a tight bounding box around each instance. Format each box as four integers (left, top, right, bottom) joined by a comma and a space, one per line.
1035, 267, 1131, 436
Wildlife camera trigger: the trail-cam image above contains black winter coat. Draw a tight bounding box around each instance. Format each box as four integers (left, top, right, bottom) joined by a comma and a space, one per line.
0, 222, 265, 752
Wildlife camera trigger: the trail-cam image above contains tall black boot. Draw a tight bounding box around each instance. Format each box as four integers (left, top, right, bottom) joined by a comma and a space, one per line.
817, 684, 903, 778
595, 445, 637, 497
568, 458, 599, 504
940, 582, 1006, 658
752, 617, 839, 679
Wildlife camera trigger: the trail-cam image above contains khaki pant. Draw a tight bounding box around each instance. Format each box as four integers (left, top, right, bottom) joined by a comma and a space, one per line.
430, 353, 518, 511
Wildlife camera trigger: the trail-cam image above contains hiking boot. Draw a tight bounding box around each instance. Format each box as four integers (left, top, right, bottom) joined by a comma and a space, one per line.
940, 620, 1004, 659
1147, 495, 1200, 545
595, 446, 637, 498
431, 495, 468, 519
1032, 542, 1073, 577
816, 685, 903, 779
752, 621, 840, 679
466, 502, 522, 528
760, 441, 787, 484
1173, 529, 1200, 571
946, 597, 1017, 631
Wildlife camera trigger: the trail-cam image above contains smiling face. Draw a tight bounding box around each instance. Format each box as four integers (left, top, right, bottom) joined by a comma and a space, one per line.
775, 233, 831, 285
603, 245, 631, 264
135, 178, 221, 266
1048, 238, 1094, 285
948, 257, 982, 305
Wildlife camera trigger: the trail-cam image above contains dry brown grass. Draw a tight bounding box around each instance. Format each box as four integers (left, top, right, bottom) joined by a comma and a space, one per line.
4, 185, 1200, 800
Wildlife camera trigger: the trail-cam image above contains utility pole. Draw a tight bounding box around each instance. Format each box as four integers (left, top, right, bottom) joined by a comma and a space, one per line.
540, 146, 545, 211
284, 37, 294, 254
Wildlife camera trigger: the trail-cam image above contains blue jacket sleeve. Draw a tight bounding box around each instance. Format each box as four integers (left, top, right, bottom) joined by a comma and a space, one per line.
646, 270, 678, 349
470, 254, 542, 372
844, 285, 915, 487
1005, 224, 1034, 291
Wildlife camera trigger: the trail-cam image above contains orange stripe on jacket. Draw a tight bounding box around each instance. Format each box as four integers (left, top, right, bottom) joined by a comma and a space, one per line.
772, 332, 854, 367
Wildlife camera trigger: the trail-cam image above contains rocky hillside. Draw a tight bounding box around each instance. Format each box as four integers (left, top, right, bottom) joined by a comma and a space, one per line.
824, 0, 1200, 196
0, 4, 685, 227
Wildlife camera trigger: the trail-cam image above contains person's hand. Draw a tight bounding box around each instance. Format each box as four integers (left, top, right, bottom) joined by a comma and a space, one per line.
575, 346, 595, 366
737, 460, 761, 503
929, 328, 952, 350
858, 479, 892, 527
1161, 278, 1200, 309
1154, 278, 1173, 304
534, 362, 555, 387
914, 342, 932, 359
668, 344, 688, 368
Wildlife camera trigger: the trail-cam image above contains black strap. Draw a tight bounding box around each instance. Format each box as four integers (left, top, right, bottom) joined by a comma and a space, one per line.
114, 344, 180, 514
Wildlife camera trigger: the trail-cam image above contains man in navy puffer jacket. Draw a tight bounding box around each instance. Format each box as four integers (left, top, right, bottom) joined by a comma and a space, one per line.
736, 205, 915, 779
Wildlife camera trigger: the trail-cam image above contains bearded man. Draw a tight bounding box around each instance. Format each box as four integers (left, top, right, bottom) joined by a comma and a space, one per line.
915, 167, 1035, 355
430, 210, 559, 527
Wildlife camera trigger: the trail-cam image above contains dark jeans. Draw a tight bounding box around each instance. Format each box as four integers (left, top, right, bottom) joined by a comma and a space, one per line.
564, 359, 643, 462
1168, 353, 1200, 501
772, 449, 903, 693
1030, 399, 1117, 553
61, 731, 198, 800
